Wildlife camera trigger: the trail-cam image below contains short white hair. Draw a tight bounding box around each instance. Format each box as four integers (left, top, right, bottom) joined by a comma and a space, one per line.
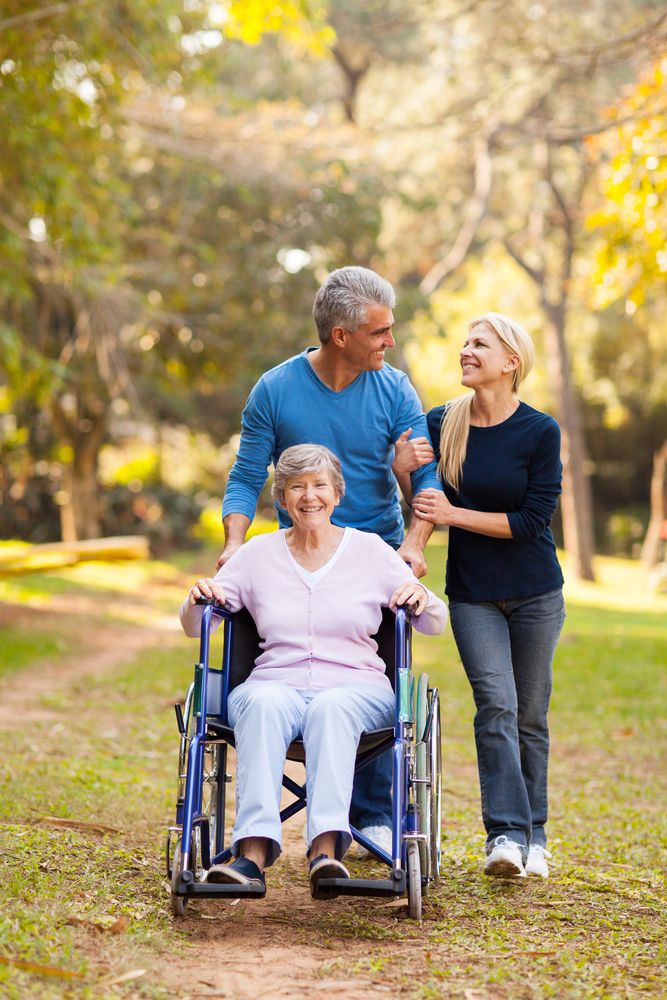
272, 444, 346, 506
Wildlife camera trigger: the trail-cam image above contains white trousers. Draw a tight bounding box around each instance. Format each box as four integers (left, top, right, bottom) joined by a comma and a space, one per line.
227, 680, 396, 866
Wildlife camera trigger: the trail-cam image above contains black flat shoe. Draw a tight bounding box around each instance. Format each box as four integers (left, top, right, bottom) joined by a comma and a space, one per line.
206, 857, 266, 889
309, 854, 349, 899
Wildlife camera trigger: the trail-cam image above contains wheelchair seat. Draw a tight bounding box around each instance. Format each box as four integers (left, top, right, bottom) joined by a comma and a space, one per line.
205, 606, 397, 762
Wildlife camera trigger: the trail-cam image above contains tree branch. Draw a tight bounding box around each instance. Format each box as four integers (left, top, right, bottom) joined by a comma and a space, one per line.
419, 126, 497, 295
502, 238, 544, 288
551, 10, 667, 63
0, 2, 83, 32
331, 45, 371, 124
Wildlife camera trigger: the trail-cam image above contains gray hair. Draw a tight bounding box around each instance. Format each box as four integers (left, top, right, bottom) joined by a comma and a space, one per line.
312, 266, 396, 344
272, 444, 346, 506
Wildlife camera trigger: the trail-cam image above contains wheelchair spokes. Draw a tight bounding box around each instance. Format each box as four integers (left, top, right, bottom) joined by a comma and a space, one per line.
200, 741, 226, 869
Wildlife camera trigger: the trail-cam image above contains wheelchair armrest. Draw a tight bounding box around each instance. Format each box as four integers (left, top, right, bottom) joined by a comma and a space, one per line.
195, 597, 234, 619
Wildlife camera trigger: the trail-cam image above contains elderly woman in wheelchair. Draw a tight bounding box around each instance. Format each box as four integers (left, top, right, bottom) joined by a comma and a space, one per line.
179, 444, 446, 901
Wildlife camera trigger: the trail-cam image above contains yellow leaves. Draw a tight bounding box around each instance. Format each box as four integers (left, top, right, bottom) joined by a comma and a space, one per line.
223, 1, 335, 56
601, 402, 630, 430
166, 357, 186, 378
585, 55, 667, 302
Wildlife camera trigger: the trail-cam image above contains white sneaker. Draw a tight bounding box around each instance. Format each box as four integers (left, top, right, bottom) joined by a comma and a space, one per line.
355, 825, 392, 859
484, 835, 526, 877
525, 844, 552, 878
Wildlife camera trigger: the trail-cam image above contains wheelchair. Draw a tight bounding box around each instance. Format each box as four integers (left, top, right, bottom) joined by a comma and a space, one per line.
166, 599, 442, 920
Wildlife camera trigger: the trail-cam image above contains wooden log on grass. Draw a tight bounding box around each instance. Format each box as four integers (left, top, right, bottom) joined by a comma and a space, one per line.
0, 535, 150, 574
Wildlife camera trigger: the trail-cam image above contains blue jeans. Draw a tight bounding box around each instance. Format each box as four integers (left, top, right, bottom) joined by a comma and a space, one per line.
449, 588, 565, 853
349, 747, 393, 830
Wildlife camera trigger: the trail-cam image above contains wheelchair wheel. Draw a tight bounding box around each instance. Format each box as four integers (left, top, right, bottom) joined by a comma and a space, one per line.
429, 691, 442, 884
406, 840, 422, 920
201, 742, 225, 871
170, 839, 191, 917
415, 673, 431, 885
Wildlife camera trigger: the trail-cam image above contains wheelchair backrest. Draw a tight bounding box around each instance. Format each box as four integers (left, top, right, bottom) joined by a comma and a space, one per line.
225, 605, 397, 692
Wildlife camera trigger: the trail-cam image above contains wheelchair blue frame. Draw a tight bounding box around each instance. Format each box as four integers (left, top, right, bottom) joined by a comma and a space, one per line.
168, 600, 440, 916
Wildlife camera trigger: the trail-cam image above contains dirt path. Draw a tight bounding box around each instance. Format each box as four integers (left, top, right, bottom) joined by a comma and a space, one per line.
0, 598, 174, 728
1, 591, 431, 1000
162, 866, 415, 1000
158, 751, 425, 1000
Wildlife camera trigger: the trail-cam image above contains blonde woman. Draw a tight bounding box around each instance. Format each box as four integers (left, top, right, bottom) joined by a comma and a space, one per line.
394, 313, 564, 879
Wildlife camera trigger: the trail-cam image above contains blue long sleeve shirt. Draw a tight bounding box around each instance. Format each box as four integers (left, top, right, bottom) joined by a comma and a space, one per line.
223, 349, 440, 548
427, 401, 564, 601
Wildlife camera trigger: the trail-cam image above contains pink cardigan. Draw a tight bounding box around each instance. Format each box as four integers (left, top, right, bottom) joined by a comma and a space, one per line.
180, 528, 447, 691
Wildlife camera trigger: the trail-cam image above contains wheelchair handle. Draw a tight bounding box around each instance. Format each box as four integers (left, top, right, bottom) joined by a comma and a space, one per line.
395, 602, 416, 620
195, 596, 233, 614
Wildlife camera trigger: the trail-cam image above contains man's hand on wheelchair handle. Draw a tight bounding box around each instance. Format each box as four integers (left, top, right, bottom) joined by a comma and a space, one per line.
189, 578, 228, 607
397, 510, 434, 578
396, 539, 428, 578
216, 545, 241, 571
389, 581, 428, 616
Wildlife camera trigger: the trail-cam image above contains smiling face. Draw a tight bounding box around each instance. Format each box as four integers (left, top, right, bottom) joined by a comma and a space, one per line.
283, 468, 340, 533
336, 303, 396, 372
460, 323, 519, 388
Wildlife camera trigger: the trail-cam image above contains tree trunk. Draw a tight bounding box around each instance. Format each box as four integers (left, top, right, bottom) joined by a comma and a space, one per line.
640, 440, 667, 568
542, 301, 596, 581
52, 398, 106, 542
60, 438, 103, 541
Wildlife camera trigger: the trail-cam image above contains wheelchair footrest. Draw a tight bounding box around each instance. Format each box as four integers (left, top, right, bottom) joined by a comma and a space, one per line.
313, 872, 406, 899
174, 875, 266, 900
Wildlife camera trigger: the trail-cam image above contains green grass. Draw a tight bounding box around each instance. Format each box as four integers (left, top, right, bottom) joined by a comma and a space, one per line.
0, 546, 665, 997
0, 629, 74, 680
0, 639, 192, 999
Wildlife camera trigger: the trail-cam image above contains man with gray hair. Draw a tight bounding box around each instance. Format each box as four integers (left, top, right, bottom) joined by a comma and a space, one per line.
217, 265, 439, 848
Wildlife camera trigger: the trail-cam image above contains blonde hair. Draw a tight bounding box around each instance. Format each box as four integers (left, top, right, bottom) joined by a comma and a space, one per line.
438, 313, 535, 491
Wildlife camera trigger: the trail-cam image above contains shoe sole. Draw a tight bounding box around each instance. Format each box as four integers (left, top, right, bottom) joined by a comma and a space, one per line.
484, 857, 525, 878
309, 860, 350, 899
206, 867, 265, 889
309, 859, 349, 880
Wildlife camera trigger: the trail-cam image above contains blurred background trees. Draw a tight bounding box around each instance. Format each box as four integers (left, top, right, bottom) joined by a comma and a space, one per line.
1, 0, 665, 574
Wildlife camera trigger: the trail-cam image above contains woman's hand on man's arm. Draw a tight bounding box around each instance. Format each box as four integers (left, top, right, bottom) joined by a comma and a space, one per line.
413, 489, 512, 538
412, 488, 455, 526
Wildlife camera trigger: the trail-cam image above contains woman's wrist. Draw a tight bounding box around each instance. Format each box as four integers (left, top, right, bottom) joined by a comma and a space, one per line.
445, 504, 462, 528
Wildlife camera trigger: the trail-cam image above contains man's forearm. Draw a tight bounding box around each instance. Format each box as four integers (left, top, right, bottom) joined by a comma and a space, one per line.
223, 513, 251, 549
394, 468, 413, 503
396, 513, 435, 577
404, 512, 435, 550
216, 513, 252, 569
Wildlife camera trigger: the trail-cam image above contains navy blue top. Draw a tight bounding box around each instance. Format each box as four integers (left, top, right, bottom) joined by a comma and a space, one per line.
427, 401, 564, 602
223, 350, 441, 548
